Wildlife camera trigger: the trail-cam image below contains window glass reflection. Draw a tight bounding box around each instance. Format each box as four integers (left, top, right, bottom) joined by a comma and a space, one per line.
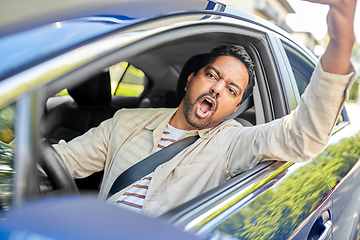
0, 103, 16, 212
206, 160, 330, 240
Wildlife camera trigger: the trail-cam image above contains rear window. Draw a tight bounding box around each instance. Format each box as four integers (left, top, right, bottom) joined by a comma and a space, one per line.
110, 62, 146, 96
55, 62, 147, 97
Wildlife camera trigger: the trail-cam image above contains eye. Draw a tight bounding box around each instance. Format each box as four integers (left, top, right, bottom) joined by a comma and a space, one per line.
206, 72, 216, 79
228, 87, 236, 96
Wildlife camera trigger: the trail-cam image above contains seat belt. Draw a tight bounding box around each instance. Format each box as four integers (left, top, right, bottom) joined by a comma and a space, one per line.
107, 135, 199, 198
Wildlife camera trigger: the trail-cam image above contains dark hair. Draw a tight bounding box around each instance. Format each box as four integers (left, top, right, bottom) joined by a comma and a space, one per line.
194, 45, 255, 104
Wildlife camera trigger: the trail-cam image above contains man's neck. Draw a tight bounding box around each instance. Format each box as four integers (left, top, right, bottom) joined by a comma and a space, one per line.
169, 104, 199, 131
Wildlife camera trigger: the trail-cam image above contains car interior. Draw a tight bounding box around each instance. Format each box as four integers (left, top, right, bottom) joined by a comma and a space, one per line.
38, 28, 284, 196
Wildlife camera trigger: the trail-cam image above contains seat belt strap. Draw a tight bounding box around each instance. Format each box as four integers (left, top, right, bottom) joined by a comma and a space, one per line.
107, 135, 199, 198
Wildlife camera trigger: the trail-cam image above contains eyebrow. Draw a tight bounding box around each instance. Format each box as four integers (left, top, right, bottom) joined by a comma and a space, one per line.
205, 65, 243, 95
205, 66, 221, 78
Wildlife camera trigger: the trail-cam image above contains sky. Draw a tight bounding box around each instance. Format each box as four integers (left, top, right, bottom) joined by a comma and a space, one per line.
286, 0, 360, 42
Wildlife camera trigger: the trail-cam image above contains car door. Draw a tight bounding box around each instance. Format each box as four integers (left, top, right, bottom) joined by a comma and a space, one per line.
281, 40, 360, 239
313, 91, 360, 238
279, 40, 334, 239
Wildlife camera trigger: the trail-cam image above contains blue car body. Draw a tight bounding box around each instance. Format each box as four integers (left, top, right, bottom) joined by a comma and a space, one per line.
0, 1, 359, 240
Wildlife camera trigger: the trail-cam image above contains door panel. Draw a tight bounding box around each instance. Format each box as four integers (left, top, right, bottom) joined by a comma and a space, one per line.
315, 110, 360, 240
201, 160, 331, 240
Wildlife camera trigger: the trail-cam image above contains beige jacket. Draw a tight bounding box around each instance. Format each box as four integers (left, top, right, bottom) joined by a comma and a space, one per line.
53, 62, 356, 216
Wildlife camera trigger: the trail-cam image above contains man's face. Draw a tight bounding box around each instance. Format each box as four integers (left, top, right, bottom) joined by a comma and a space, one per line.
182, 55, 249, 129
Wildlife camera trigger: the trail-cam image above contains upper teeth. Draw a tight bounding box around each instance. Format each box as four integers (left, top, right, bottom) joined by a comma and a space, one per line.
205, 99, 212, 104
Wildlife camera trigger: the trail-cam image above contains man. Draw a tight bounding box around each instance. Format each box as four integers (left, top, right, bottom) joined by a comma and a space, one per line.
53, 0, 358, 216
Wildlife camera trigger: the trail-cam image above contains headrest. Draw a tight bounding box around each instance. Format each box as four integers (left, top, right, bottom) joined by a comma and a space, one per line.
68, 71, 112, 107
176, 53, 208, 104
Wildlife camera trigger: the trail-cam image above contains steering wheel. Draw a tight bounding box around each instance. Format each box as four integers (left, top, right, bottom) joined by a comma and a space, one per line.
38, 139, 79, 195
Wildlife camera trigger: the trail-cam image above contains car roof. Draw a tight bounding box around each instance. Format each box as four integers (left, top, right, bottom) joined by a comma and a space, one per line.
0, 0, 224, 81
0, 0, 297, 82
0, 0, 213, 37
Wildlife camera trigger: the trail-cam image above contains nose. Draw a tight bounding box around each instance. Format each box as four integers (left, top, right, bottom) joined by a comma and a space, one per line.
210, 79, 225, 97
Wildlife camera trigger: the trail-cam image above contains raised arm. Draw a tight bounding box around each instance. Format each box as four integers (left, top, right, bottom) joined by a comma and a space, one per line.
307, 0, 357, 74
227, 0, 358, 176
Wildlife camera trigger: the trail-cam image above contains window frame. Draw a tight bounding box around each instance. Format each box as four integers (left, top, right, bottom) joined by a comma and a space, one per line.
280, 41, 349, 130
6, 14, 279, 203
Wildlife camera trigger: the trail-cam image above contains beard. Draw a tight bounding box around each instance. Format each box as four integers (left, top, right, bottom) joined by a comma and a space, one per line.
182, 92, 228, 129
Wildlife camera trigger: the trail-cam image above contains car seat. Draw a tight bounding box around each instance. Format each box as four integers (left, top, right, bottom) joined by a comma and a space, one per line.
45, 71, 118, 143
44, 70, 118, 191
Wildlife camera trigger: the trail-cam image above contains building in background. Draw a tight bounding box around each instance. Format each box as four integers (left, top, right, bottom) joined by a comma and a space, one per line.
290, 31, 317, 52
219, 0, 317, 53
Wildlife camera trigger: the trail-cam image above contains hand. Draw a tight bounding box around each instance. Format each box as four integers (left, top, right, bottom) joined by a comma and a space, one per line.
307, 0, 356, 41
305, 0, 357, 74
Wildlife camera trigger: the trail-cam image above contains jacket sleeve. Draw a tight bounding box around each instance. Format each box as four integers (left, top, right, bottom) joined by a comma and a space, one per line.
52, 110, 121, 178
226, 60, 358, 177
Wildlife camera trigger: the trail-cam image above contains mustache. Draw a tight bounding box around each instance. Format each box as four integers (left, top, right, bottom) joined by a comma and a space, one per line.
195, 92, 218, 112
195, 92, 217, 102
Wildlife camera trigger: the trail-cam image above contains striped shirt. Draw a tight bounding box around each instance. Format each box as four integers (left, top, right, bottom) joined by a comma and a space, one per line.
113, 124, 188, 213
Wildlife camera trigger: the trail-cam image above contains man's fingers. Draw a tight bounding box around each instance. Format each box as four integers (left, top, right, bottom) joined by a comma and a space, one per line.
303, 0, 357, 8
302, 0, 336, 4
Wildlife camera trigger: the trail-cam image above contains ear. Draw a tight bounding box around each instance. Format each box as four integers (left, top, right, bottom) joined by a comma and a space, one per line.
185, 72, 195, 91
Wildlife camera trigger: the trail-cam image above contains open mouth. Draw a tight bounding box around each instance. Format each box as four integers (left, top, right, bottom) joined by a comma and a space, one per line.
197, 96, 216, 118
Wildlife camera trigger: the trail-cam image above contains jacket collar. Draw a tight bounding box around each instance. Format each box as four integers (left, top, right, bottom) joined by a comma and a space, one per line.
145, 108, 177, 131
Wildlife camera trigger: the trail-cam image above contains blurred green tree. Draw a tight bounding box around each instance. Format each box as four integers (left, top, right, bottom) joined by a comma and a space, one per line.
349, 39, 360, 102
211, 133, 360, 240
